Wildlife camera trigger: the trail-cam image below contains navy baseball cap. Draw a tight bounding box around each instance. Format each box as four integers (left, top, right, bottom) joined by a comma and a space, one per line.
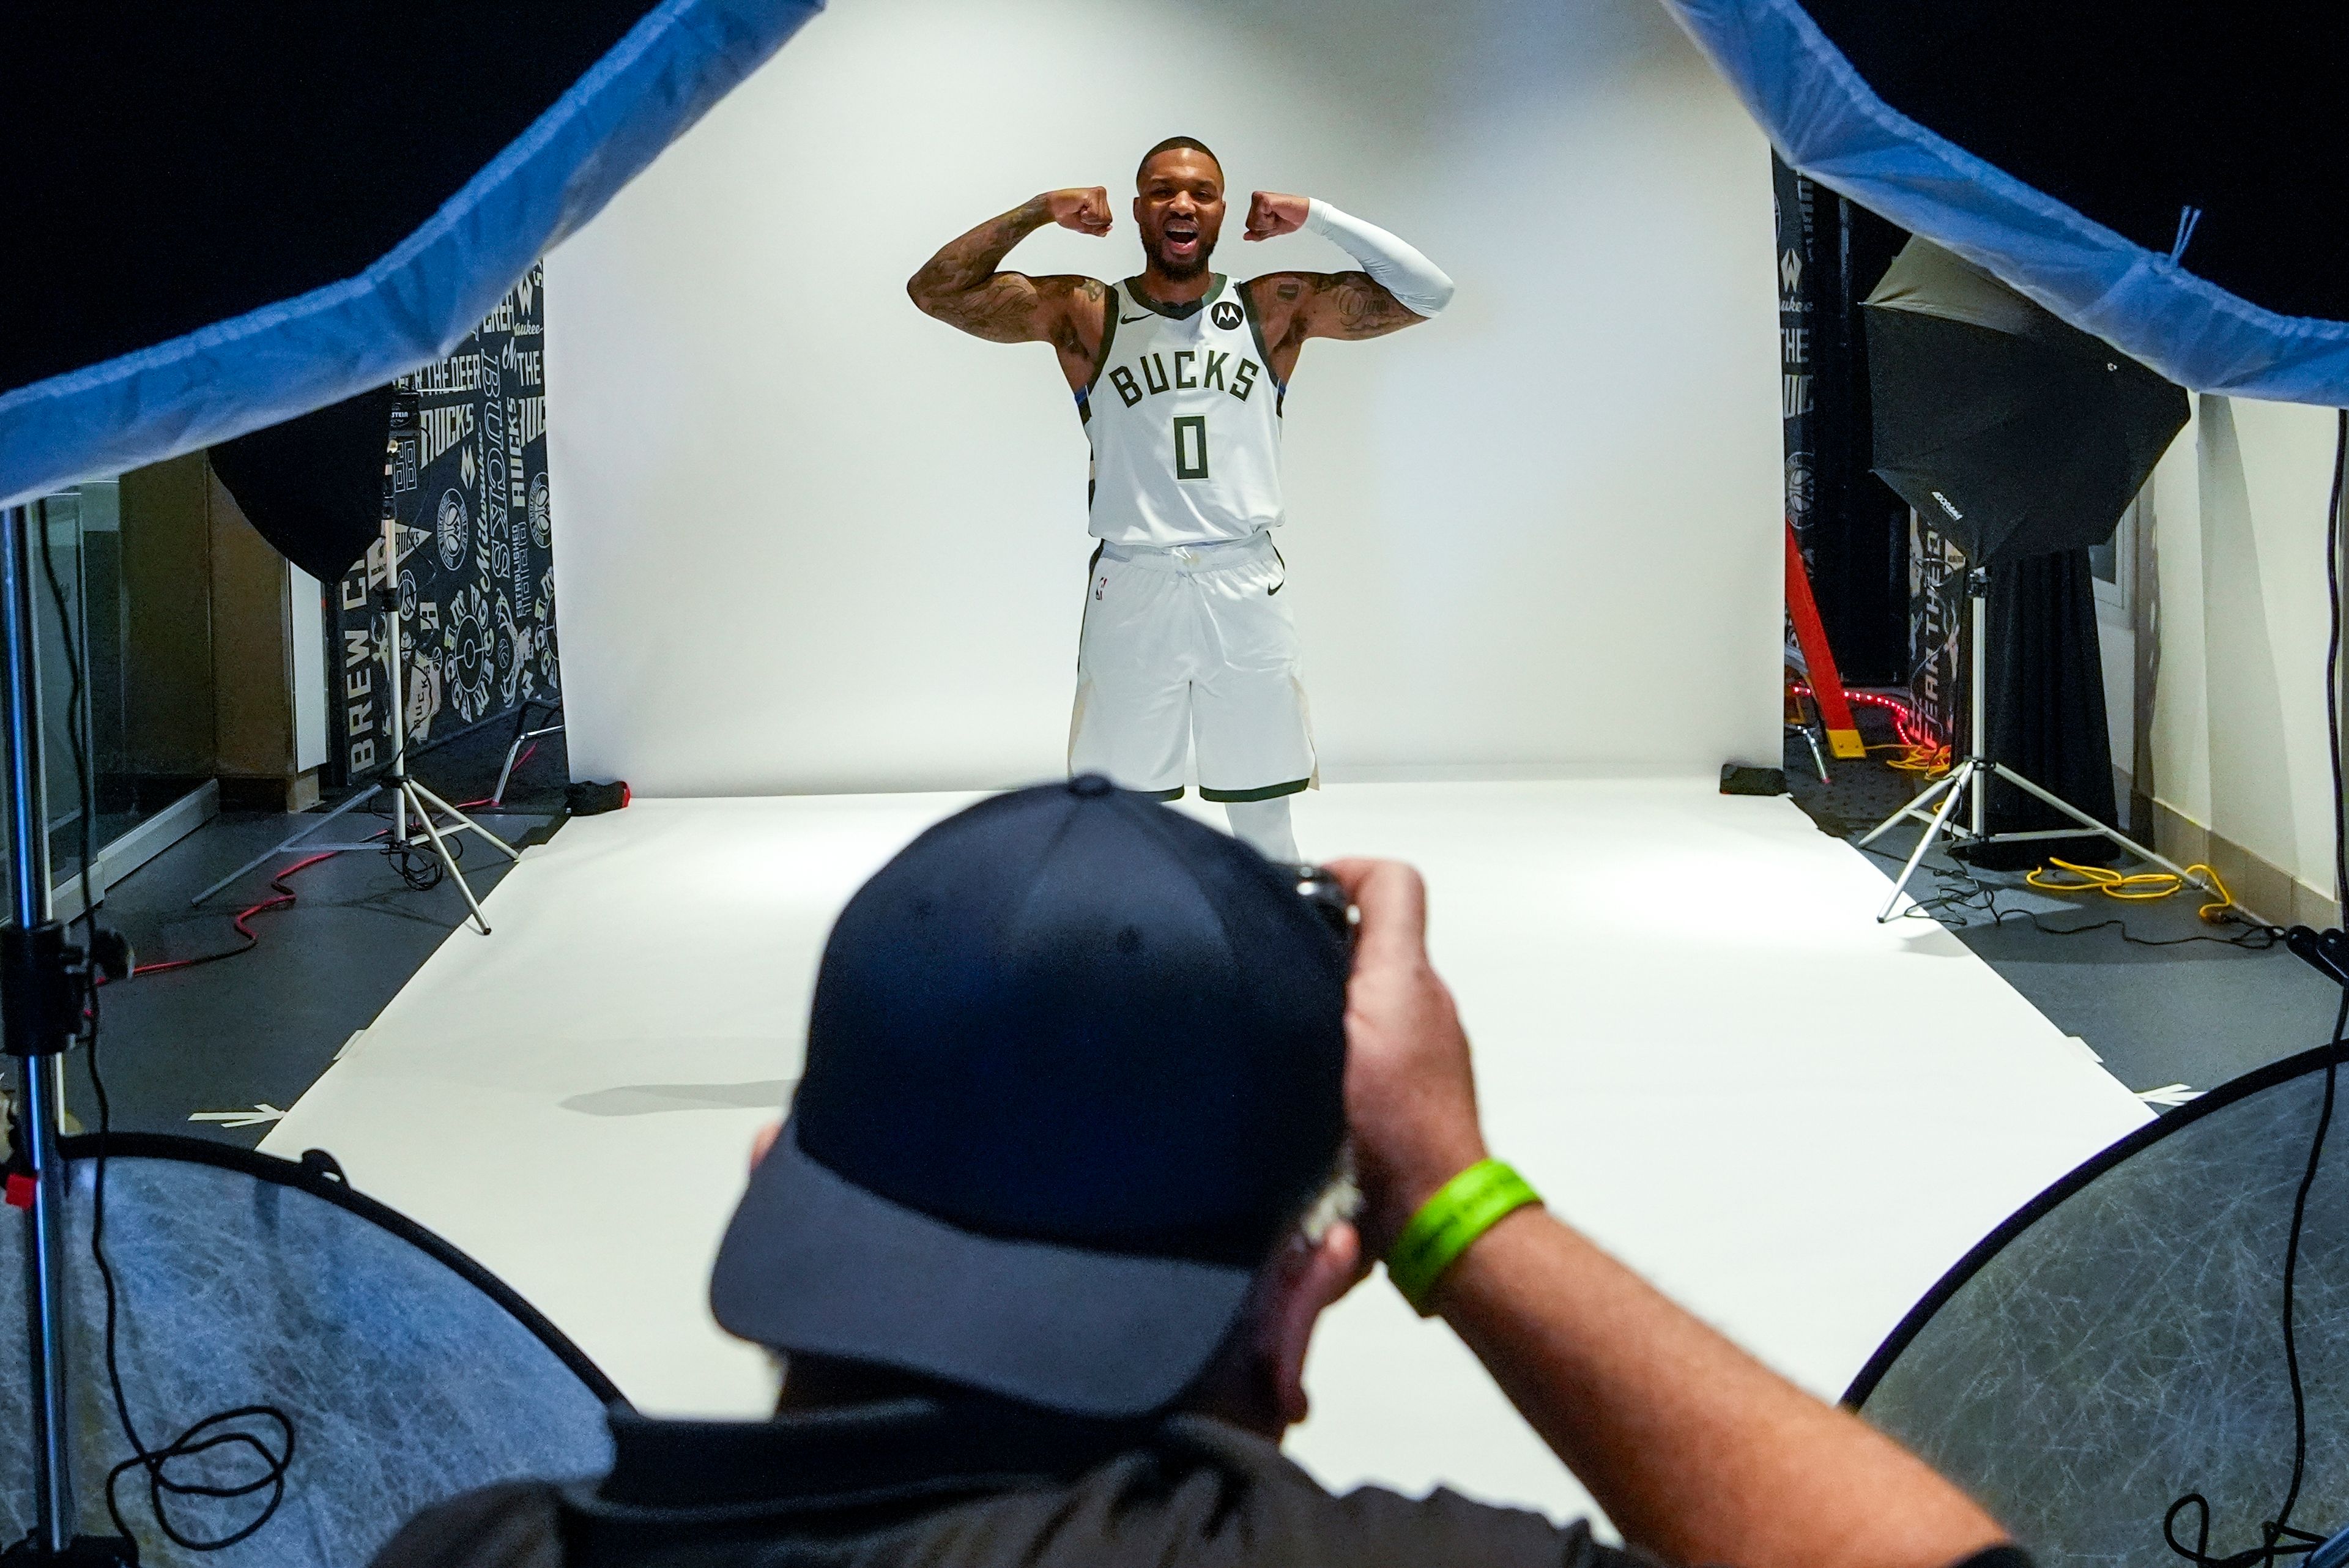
709, 776, 1351, 1418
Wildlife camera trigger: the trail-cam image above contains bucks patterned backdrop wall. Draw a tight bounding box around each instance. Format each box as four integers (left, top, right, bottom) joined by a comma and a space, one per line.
333, 265, 558, 780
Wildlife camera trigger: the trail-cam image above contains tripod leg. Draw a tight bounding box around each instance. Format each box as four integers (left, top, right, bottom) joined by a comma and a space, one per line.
400, 782, 494, 934
492, 737, 527, 808
408, 781, 523, 863
1985, 764, 2216, 892
1855, 766, 1962, 850
1877, 761, 1974, 923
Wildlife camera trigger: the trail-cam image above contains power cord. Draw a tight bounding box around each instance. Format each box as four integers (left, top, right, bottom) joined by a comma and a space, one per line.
2159, 407, 2349, 1566
2027, 856, 2249, 925
1855, 841, 2284, 951
2162, 989, 2345, 1568
118, 853, 344, 980
35, 507, 297, 1551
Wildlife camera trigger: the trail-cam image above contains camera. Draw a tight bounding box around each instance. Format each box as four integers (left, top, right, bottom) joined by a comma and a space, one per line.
1287, 864, 1359, 953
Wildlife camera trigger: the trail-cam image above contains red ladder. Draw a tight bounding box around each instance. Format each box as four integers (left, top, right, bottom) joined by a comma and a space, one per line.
1785, 521, 1866, 760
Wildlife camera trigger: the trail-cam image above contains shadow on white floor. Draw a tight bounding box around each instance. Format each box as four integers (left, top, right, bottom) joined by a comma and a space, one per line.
262, 776, 2150, 1526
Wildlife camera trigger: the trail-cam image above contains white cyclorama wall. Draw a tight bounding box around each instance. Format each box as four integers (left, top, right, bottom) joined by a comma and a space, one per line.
2145, 395, 2344, 907
546, 0, 1782, 797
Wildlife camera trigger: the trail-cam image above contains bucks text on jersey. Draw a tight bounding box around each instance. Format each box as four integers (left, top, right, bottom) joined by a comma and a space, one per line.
1080, 275, 1287, 549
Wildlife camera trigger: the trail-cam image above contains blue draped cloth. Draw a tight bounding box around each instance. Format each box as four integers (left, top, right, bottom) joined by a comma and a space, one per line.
0, 0, 822, 509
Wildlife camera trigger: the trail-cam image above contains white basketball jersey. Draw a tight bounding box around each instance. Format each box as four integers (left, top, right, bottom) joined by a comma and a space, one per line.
1081, 275, 1286, 548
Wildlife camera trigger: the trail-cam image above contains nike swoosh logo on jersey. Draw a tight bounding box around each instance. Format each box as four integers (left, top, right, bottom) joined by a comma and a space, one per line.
1268, 580, 1285, 596
1119, 313, 1152, 324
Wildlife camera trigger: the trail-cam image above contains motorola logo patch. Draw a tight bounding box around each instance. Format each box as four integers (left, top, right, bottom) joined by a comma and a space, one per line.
1212, 301, 1242, 330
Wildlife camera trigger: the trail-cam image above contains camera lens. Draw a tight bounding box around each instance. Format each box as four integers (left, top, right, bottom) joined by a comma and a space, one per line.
1288, 864, 1358, 952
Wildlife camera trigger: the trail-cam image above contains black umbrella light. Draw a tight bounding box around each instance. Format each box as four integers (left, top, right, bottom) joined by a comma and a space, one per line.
1669, 0, 2349, 404
1862, 239, 2188, 565
0, 0, 824, 570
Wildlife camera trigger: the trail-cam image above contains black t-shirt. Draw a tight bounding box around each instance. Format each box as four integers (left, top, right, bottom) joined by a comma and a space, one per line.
369, 1397, 2032, 1568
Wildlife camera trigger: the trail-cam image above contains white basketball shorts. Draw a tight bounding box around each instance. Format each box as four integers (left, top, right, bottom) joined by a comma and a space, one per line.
1068, 532, 1316, 802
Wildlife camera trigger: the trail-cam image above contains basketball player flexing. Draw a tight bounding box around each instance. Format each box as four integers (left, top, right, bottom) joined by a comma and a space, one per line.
908, 137, 1453, 861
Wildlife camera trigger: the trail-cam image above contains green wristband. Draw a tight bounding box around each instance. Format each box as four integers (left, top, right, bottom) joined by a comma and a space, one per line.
1386, 1159, 1542, 1316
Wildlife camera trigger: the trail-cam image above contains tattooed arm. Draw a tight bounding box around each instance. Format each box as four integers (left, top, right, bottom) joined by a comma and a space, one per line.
1245, 269, 1419, 384
1242, 190, 1449, 381
907, 189, 1112, 390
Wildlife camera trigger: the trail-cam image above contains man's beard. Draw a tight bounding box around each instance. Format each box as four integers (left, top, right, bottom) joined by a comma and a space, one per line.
1152, 234, 1216, 281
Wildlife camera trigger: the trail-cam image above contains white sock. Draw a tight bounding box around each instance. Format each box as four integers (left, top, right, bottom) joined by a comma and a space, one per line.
1224, 797, 1301, 863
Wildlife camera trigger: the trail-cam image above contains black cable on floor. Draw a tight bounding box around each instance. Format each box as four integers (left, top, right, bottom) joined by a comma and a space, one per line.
1854, 840, 2284, 951
37, 508, 296, 1551
2159, 408, 2349, 1567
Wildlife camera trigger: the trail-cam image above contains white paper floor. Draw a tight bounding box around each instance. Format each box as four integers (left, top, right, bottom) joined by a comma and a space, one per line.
261, 777, 2151, 1525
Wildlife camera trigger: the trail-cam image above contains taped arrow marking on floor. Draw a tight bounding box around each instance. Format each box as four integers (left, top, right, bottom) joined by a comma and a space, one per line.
188, 1104, 287, 1129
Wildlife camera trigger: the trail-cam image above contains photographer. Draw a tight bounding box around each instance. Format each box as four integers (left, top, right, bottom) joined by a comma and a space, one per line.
377, 777, 2016, 1568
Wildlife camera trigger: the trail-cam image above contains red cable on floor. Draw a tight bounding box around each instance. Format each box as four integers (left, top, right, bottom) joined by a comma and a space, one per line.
122, 850, 347, 981
121, 762, 537, 983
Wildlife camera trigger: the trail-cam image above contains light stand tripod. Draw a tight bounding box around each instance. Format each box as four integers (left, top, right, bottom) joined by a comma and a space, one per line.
187, 512, 518, 934
0, 503, 133, 1566
1857, 565, 2213, 924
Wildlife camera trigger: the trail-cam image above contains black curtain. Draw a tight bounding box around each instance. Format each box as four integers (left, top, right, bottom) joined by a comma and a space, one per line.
1965, 549, 2118, 869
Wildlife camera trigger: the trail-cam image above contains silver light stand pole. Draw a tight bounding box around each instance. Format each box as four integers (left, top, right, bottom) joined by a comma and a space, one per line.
186, 513, 519, 932
364, 513, 519, 934
0, 504, 133, 1566
1857, 564, 2211, 923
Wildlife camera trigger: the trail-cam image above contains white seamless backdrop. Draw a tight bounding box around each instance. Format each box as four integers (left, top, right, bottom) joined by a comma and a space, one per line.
547, 0, 1782, 796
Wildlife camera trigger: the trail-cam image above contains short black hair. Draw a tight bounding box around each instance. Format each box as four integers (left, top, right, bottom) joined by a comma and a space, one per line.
1136, 136, 1223, 188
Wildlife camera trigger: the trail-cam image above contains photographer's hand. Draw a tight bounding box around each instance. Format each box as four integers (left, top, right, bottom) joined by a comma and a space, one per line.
1322, 858, 1487, 1258
1324, 858, 2009, 1568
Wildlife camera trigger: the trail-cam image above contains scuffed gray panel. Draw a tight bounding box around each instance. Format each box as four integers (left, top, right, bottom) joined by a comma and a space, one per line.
1859, 1067, 2349, 1568
0, 1152, 613, 1566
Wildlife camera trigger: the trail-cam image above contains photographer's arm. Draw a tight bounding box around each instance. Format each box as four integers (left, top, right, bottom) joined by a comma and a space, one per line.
1326, 860, 2009, 1568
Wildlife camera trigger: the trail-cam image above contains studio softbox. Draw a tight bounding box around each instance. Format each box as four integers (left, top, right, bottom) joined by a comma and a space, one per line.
1862, 239, 2188, 566
1666, 0, 2349, 404
0, 0, 825, 573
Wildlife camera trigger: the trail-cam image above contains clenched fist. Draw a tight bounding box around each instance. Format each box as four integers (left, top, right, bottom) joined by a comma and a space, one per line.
1042, 187, 1112, 237
1245, 190, 1311, 241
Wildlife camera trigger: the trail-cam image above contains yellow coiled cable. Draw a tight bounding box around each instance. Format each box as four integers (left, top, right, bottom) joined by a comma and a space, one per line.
2024, 856, 2240, 923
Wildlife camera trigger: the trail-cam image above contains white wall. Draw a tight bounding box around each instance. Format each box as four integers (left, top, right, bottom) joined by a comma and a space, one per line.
546, 0, 1783, 797
2145, 395, 2343, 910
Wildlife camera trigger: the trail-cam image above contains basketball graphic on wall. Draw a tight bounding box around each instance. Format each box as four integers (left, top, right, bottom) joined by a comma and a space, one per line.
444, 584, 494, 723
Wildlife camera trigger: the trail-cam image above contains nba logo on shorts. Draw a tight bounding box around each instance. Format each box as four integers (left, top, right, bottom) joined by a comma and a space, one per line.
1212, 301, 1242, 330
1095, 576, 1107, 601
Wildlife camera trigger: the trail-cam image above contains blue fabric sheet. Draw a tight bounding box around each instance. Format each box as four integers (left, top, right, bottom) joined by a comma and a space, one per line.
1666, 0, 2349, 406
0, 0, 823, 510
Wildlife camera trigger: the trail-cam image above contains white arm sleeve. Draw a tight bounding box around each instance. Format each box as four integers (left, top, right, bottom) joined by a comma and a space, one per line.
1301, 199, 1455, 318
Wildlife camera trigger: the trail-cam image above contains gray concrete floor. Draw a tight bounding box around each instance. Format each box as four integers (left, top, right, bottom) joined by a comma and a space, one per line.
1788, 724, 2345, 1103
62, 721, 568, 1149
